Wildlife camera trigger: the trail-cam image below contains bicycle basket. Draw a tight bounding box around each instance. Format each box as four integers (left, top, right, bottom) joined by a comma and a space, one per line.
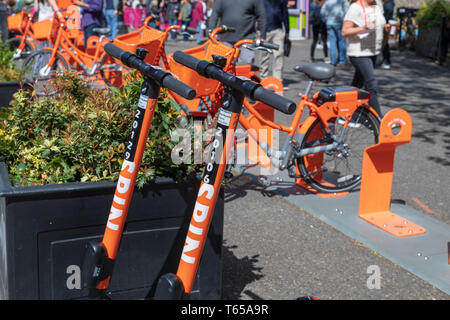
32, 18, 58, 41
113, 25, 166, 65
7, 11, 27, 33
167, 40, 234, 97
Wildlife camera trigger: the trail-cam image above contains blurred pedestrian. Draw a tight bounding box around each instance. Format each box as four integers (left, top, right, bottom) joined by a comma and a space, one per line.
321, 0, 348, 66
190, 0, 205, 44
342, 0, 391, 117
260, 0, 289, 87
310, 0, 328, 62
146, 0, 161, 28
208, 0, 266, 64
179, 0, 191, 40
166, 0, 180, 39
34, 0, 63, 21
104, 0, 118, 39
380, 0, 394, 69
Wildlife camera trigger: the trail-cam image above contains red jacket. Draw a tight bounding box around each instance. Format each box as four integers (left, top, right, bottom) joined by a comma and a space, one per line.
190, 1, 204, 28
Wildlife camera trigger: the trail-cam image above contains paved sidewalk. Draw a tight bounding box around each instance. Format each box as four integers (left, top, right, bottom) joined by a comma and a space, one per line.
164, 39, 450, 300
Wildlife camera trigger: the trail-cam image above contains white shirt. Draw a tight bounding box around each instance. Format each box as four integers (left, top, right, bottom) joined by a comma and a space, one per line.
344, 1, 386, 57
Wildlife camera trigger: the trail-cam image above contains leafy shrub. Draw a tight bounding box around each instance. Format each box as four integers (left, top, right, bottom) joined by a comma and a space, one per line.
417, 0, 450, 28
0, 41, 25, 82
0, 71, 200, 187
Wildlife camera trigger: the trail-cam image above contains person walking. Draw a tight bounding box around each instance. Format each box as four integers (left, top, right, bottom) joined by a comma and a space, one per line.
104, 0, 118, 39
179, 0, 191, 40
208, 0, 266, 64
380, 0, 394, 69
342, 0, 390, 117
260, 0, 289, 87
34, 0, 63, 21
309, 0, 328, 62
321, 0, 348, 66
166, 0, 180, 39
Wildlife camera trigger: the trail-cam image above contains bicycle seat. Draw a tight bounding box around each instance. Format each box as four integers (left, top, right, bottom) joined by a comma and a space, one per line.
93, 27, 112, 35
293, 63, 336, 82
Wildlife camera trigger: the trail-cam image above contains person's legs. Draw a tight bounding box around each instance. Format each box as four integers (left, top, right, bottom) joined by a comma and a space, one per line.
83, 24, 100, 49
182, 20, 190, 41
320, 22, 328, 58
259, 30, 274, 78
105, 9, 118, 40
170, 18, 178, 40
196, 20, 202, 44
336, 23, 347, 64
271, 28, 285, 81
310, 24, 320, 60
349, 55, 382, 117
327, 24, 338, 65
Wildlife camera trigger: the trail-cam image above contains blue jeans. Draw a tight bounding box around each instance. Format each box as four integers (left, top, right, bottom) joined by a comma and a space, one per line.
196, 20, 203, 44
326, 23, 347, 65
182, 20, 190, 41
169, 18, 178, 39
104, 9, 118, 40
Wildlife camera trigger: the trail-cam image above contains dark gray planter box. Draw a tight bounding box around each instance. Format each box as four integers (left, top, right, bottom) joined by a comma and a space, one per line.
0, 82, 32, 109
0, 161, 223, 300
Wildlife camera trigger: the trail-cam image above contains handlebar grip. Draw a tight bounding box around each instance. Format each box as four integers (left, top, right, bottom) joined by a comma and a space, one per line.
162, 75, 196, 100
261, 41, 279, 50
219, 25, 236, 34
252, 86, 296, 115
104, 42, 126, 62
173, 51, 202, 74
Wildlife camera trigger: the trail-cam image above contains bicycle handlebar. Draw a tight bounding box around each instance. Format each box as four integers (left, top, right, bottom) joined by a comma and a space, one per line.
255, 39, 279, 51
104, 43, 196, 100
173, 51, 296, 115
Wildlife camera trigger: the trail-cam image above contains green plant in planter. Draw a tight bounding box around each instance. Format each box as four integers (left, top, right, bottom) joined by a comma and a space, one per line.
417, 0, 450, 28
0, 41, 26, 82
0, 71, 201, 187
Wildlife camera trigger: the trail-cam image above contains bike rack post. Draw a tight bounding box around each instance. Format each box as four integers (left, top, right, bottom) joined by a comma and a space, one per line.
358, 108, 426, 237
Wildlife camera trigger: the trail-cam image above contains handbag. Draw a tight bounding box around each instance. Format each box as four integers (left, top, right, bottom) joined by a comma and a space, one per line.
284, 38, 291, 57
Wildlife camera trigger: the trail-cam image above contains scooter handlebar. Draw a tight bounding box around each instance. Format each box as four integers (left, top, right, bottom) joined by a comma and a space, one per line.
104, 43, 196, 100
173, 51, 296, 115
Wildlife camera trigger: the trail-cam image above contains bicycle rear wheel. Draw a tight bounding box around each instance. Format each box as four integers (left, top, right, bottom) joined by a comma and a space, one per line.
296, 107, 380, 193
22, 49, 69, 95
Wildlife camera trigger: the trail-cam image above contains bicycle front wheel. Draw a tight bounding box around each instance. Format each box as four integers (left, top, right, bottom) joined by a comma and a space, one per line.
22, 49, 69, 95
296, 107, 380, 193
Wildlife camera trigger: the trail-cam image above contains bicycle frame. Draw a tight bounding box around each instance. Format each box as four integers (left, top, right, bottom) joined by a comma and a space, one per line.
239, 78, 378, 175
42, 18, 108, 77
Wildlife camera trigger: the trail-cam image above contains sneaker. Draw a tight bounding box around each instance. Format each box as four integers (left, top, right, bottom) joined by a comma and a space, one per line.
324, 58, 331, 64
380, 63, 391, 70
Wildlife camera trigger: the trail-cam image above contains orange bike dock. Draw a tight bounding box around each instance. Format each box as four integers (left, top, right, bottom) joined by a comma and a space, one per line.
233, 109, 450, 295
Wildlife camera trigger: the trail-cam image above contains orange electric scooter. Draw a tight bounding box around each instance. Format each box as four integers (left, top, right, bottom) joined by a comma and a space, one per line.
81, 43, 196, 299
152, 51, 296, 299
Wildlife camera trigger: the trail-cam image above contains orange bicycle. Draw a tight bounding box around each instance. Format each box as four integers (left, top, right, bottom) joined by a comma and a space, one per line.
7, 8, 83, 63
21, 15, 123, 93
165, 26, 282, 119
235, 62, 381, 193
